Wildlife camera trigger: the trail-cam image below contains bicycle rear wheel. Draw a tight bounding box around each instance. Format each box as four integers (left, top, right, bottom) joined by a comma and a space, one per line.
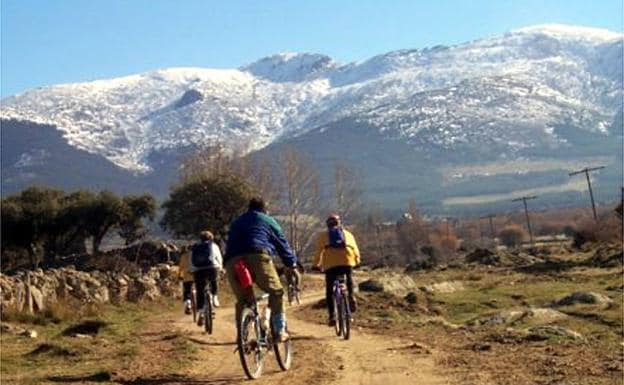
333, 296, 341, 336
237, 307, 264, 379
204, 291, 213, 334
273, 326, 292, 371
341, 295, 350, 340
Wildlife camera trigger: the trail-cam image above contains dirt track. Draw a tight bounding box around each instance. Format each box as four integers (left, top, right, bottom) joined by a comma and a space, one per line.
162, 292, 449, 385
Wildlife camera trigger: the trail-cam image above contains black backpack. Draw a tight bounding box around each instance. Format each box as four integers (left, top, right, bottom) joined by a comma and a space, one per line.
192, 241, 214, 268
327, 227, 346, 249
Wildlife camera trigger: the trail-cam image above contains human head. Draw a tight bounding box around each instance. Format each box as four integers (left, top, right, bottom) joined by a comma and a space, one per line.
326, 214, 341, 228
199, 230, 214, 242
248, 197, 267, 213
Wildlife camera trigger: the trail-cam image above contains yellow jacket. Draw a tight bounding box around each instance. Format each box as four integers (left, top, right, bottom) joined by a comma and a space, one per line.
177, 252, 194, 282
313, 228, 361, 270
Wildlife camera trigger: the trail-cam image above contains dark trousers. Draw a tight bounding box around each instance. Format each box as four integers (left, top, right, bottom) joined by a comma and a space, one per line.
195, 267, 219, 309
325, 266, 353, 319
182, 281, 193, 301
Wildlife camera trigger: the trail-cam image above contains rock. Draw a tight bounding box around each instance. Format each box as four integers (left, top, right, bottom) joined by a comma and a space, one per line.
20, 329, 38, 339
465, 248, 499, 265
395, 342, 431, 354
525, 308, 568, 323
525, 325, 585, 342
404, 292, 418, 304
405, 259, 433, 272
29, 285, 45, 311
553, 292, 613, 308
583, 245, 623, 268
421, 281, 464, 294
470, 310, 525, 327
358, 279, 384, 292
1, 323, 27, 335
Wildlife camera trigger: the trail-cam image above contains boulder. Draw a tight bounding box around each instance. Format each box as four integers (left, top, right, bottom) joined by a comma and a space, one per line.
465, 248, 499, 265
421, 281, 464, 294
553, 292, 613, 308
525, 325, 584, 342
404, 292, 418, 304
358, 279, 384, 292
469, 310, 525, 327
405, 259, 433, 272
525, 308, 568, 323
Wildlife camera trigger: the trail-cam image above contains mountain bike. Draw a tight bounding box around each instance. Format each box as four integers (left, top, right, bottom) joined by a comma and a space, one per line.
332, 274, 351, 340
286, 275, 301, 306
237, 293, 292, 379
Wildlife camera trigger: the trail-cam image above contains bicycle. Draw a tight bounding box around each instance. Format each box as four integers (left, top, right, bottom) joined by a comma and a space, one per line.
237, 293, 292, 379
286, 275, 301, 306
331, 274, 351, 340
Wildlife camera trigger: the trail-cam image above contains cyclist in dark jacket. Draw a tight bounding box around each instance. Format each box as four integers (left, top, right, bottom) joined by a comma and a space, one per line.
225, 197, 297, 342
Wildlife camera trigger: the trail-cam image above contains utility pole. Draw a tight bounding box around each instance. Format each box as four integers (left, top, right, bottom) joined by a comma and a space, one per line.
480, 214, 496, 239
511, 196, 537, 245
569, 166, 605, 221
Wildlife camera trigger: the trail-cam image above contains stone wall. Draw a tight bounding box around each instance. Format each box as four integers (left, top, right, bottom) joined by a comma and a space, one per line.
0, 264, 180, 313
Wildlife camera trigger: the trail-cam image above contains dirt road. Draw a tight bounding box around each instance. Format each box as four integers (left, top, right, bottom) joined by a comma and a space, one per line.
163, 292, 449, 385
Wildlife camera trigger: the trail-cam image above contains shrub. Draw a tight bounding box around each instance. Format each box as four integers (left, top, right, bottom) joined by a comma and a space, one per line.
498, 225, 527, 247
573, 216, 622, 248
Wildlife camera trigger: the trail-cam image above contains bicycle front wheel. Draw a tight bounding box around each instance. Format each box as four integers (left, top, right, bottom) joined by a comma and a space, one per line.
238, 308, 264, 379
191, 289, 197, 322
273, 327, 292, 371
204, 292, 213, 334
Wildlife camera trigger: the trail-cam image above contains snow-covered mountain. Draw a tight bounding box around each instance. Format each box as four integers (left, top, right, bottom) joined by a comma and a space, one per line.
2, 24, 623, 211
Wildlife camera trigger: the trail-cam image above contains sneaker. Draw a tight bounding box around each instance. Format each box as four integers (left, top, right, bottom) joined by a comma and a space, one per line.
184, 300, 192, 315
275, 329, 290, 342
197, 309, 205, 326
212, 295, 220, 308
327, 318, 336, 327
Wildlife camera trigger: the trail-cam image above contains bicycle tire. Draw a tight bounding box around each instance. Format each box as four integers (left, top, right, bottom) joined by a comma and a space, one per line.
341, 295, 350, 340
204, 291, 213, 334
337, 295, 345, 337
333, 295, 341, 336
238, 307, 264, 379
273, 326, 292, 371
190, 288, 197, 323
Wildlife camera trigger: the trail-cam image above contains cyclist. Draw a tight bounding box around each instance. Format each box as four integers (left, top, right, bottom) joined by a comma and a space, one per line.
313, 214, 361, 326
224, 197, 297, 342
176, 245, 194, 314
191, 230, 223, 326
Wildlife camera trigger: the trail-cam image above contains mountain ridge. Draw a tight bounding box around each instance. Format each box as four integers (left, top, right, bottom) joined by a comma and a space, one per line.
1, 24, 622, 211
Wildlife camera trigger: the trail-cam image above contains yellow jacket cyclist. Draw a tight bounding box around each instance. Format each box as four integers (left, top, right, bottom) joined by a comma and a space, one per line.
313, 214, 360, 325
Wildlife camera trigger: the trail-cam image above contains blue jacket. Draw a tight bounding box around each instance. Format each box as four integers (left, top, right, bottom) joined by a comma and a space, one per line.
225, 210, 297, 267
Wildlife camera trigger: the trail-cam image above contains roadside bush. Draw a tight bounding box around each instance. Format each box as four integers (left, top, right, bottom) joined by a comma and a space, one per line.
573, 216, 622, 248
498, 225, 527, 247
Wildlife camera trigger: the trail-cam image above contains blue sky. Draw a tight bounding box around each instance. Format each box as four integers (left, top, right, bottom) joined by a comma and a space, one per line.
1, 0, 622, 97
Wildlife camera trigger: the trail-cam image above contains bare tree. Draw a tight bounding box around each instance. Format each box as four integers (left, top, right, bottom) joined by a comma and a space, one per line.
333, 160, 363, 221
179, 143, 280, 204
280, 147, 322, 259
